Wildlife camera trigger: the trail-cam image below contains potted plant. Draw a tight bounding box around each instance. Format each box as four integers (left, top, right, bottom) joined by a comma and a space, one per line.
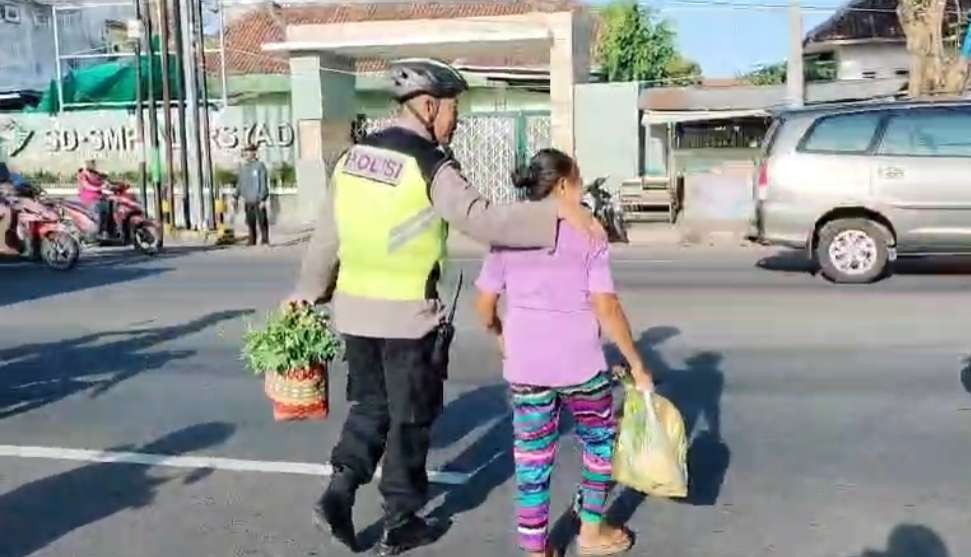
242, 304, 342, 421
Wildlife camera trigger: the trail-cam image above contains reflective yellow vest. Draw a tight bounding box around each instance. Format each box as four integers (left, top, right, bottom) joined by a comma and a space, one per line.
333, 128, 449, 301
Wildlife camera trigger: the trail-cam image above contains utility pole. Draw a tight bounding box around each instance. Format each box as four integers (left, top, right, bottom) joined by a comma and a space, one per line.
129, 11, 148, 207
787, 0, 805, 107
171, 0, 192, 229
185, 0, 205, 230
192, 0, 216, 230
158, 0, 176, 230
218, 0, 228, 108
140, 0, 163, 225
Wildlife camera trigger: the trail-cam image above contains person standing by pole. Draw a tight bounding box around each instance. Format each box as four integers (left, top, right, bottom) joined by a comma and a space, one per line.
286, 58, 603, 556
235, 144, 269, 246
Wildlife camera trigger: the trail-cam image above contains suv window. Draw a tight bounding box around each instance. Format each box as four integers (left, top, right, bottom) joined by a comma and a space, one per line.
800, 112, 883, 154
878, 109, 971, 157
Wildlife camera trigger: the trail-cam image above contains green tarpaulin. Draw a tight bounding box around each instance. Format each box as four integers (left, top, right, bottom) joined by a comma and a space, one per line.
31, 52, 182, 113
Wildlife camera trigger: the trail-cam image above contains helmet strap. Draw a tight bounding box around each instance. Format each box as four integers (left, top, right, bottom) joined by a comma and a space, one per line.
402, 96, 442, 145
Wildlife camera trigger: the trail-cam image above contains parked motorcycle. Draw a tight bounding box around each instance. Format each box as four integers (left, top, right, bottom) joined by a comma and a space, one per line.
0, 190, 80, 270
582, 177, 629, 244
59, 181, 163, 255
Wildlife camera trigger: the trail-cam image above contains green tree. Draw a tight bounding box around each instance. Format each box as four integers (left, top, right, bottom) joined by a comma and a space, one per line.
666, 56, 703, 86
596, 1, 701, 85
739, 59, 839, 86
741, 62, 787, 86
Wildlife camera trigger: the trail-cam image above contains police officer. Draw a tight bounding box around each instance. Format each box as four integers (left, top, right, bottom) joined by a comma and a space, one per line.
288, 58, 602, 556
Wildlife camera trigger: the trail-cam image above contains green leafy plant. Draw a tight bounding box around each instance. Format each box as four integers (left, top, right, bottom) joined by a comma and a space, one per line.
214, 167, 239, 186
25, 169, 65, 184
119, 169, 142, 183
242, 305, 342, 375
271, 162, 295, 187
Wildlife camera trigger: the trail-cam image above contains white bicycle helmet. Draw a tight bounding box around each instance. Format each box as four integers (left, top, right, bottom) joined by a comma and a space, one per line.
389, 58, 469, 102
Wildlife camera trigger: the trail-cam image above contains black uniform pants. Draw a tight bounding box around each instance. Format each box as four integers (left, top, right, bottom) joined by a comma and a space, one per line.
331, 333, 444, 519
244, 202, 269, 245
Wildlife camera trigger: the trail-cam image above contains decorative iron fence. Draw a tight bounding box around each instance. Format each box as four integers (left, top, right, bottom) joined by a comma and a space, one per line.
361, 111, 552, 204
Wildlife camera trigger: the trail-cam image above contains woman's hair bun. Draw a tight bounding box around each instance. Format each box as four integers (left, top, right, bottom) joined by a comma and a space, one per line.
511, 165, 535, 190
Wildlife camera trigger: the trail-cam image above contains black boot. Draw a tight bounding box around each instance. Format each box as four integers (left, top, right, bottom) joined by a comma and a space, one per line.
312, 468, 359, 551
374, 513, 449, 556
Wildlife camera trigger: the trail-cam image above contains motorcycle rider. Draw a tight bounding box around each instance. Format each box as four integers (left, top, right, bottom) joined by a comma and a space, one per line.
0, 178, 14, 255
0, 163, 33, 197
288, 58, 603, 556
76, 159, 112, 239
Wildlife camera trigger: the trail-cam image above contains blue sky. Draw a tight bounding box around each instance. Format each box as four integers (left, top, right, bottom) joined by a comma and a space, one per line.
588, 0, 846, 78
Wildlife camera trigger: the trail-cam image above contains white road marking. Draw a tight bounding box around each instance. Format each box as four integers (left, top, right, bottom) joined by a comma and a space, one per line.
0, 445, 473, 486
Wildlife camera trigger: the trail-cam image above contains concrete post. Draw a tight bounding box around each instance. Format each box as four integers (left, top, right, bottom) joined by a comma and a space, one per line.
289, 53, 356, 225
547, 10, 591, 156
787, 0, 805, 108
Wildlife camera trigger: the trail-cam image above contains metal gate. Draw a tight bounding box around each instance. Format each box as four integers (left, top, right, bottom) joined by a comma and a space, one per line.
362, 112, 551, 204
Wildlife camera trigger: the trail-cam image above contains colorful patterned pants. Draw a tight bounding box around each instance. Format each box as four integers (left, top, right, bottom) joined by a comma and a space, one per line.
510, 372, 617, 553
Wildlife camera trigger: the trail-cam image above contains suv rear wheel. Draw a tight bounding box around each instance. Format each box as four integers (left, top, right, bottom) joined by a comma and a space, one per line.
816, 218, 890, 284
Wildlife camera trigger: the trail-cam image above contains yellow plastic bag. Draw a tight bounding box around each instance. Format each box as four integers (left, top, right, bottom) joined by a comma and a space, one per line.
613, 380, 688, 498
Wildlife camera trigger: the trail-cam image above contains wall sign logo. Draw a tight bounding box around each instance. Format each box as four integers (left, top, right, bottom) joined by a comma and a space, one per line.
0, 118, 34, 156
43, 122, 296, 153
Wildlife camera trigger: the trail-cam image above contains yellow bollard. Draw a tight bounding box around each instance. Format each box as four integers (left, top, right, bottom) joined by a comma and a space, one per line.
161, 199, 173, 235
214, 195, 236, 245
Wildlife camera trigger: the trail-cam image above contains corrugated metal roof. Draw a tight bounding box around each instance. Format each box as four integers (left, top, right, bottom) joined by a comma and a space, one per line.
643, 108, 770, 125
805, 0, 971, 46
641, 85, 788, 112
639, 78, 908, 115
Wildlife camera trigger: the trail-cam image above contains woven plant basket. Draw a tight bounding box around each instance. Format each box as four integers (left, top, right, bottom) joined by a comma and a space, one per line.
263, 364, 329, 421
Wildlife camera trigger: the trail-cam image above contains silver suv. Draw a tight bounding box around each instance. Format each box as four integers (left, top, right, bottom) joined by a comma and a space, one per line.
754, 100, 971, 283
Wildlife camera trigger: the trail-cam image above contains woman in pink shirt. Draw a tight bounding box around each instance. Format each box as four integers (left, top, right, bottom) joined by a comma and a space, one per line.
76, 159, 111, 237
475, 149, 653, 557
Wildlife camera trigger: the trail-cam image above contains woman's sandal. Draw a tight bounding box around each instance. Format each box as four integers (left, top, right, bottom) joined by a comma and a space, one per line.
574, 527, 634, 557
570, 491, 635, 556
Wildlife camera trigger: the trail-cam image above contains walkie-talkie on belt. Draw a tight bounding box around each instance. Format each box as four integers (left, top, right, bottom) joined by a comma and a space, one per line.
431, 271, 464, 379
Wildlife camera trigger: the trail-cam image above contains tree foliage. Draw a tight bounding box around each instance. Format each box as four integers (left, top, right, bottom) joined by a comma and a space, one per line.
739, 59, 840, 86
596, 1, 701, 86
740, 63, 788, 86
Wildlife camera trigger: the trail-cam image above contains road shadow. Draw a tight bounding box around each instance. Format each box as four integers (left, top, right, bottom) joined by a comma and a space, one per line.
80, 244, 233, 269
271, 232, 313, 248
754, 251, 816, 274
0, 309, 253, 420
0, 421, 235, 557
357, 384, 512, 550
604, 326, 730, 528
0, 263, 171, 308
849, 524, 949, 557
961, 358, 971, 394
429, 384, 508, 450
758, 249, 971, 276
667, 351, 731, 507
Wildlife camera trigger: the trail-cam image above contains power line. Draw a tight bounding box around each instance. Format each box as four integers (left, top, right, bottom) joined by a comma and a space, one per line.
214, 1, 965, 93
633, 0, 967, 16
220, 45, 909, 90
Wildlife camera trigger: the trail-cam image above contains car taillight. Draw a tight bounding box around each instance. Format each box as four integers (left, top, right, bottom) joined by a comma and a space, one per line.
757, 161, 769, 201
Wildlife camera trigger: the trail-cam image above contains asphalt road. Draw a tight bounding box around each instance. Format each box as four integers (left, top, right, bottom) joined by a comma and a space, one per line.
1, 243, 970, 557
